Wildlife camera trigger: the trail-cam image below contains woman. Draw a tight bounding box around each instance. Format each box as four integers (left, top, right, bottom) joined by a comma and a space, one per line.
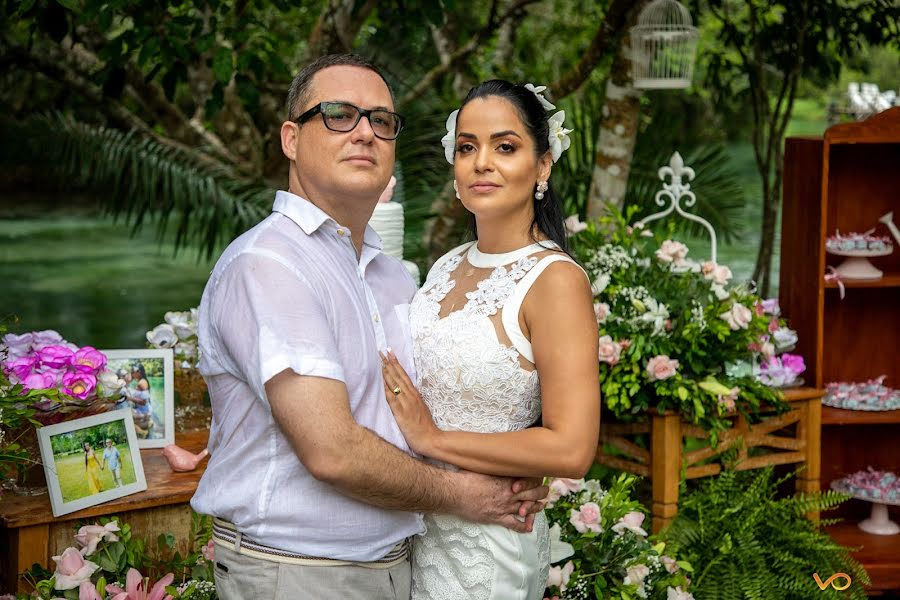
381, 80, 600, 599
125, 362, 153, 437
83, 441, 103, 494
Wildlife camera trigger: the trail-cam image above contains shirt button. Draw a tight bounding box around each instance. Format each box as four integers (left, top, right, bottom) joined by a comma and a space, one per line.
373, 314, 380, 323
337, 229, 345, 236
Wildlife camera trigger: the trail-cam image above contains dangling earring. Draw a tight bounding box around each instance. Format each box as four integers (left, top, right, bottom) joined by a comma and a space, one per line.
453, 180, 461, 199
534, 181, 549, 201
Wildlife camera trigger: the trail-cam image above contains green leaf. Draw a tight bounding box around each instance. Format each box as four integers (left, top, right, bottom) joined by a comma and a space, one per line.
677, 386, 689, 401
55, 0, 80, 11
212, 47, 234, 84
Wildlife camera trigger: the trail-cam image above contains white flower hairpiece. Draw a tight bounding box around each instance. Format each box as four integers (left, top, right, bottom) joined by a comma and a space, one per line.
548, 110, 573, 163
441, 109, 459, 164
524, 83, 556, 111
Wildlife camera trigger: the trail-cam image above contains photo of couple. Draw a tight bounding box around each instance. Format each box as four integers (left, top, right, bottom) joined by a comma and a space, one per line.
107, 358, 164, 440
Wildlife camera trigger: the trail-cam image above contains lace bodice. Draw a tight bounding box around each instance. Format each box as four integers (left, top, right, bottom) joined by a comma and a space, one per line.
409, 241, 568, 434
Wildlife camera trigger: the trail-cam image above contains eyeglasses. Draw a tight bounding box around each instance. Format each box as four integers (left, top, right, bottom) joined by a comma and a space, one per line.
294, 102, 404, 140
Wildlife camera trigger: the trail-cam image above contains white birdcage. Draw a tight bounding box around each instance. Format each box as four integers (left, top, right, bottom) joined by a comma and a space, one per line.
630, 0, 699, 90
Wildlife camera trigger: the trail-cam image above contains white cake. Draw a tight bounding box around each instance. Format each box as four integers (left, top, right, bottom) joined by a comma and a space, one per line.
369, 201, 420, 284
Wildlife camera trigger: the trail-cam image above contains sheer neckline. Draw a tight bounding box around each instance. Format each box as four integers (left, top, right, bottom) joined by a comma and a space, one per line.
466, 240, 557, 268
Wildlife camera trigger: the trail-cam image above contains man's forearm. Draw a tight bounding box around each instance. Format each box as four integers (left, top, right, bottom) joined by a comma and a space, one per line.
323, 425, 463, 514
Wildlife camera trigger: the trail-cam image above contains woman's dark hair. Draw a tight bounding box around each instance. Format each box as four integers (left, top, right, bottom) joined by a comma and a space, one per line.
131, 362, 147, 380
455, 79, 569, 254
83, 441, 91, 468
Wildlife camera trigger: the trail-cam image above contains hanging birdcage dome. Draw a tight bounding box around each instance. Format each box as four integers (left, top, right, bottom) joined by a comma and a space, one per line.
630, 0, 699, 90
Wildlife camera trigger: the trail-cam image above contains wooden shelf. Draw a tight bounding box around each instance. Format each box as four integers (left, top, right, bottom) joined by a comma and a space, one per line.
826, 521, 900, 591
825, 274, 900, 289
822, 406, 900, 425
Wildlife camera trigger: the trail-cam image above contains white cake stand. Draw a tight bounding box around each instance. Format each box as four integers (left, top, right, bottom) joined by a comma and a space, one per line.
826, 247, 892, 280
831, 480, 900, 535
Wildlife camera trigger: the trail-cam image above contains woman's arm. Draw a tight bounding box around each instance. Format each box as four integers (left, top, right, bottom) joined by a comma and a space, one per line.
384, 261, 600, 479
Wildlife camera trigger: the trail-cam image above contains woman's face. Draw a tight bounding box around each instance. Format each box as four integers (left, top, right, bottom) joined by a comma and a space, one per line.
84, 443, 91, 451
452, 96, 551, 222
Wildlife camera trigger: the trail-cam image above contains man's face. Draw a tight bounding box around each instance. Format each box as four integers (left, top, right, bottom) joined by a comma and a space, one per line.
285, 66, 396, 203
106, 440, 113, 447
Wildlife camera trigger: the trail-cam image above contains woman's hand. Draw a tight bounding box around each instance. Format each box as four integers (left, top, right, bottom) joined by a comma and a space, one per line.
381, 350, 441, 456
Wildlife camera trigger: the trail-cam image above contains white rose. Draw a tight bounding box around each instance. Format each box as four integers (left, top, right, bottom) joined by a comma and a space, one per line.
146, 324, 177, 348
164, 311, 191, 326
174, 342, 197, 358
656, 240, 689, 264
173, 322, 197, 339
773, 327, 798, 349
96, 369, 124, 397
711, 283, 730, 300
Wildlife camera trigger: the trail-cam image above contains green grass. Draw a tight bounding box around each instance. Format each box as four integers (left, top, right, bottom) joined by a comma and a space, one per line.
52, 445, 137, 503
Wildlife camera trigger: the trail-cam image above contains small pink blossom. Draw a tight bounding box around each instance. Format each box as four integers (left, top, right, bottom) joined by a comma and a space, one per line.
768, 318, 780, 333
624, 563, 650, 585
37, 345, 75, 368
62, 371, 97, 400
661, 555, 679, 573
201, 539, 215, 562
52, 547, 99, 590
618, 339, 632, 350
593, 302, 610, 323
668, 586, 695, 600
106, 568, 175, 600
719, 303, 752, 330
547, 561, 575, 591
598, 335, 621, 365
717, 387, 739, 412
73, 347, 107, 373
656, 240, 689, 264
612, 511, 647, 536
75, 521, 120, 556
569, 502, 602, 533
701, 261, 733, 286
647, 355, 679, 381
564, 214, 588, 236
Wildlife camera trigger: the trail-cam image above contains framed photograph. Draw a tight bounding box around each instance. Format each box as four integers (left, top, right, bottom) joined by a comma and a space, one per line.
103, 349, 175, 448
38, 409, 147, 517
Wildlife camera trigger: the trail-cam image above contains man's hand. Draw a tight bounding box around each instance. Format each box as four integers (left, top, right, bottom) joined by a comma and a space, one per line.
452, 471, 549, 533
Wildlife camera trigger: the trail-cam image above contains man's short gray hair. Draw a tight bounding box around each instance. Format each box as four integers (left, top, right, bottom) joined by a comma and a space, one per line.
285, 54, 394, 120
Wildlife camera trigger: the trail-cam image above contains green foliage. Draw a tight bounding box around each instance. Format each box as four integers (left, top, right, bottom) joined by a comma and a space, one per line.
23, 512, 217, 599
0, 112, 271, 260
544, 473, 693, 599
659, 468, 870, 600
568, 207, 789, 438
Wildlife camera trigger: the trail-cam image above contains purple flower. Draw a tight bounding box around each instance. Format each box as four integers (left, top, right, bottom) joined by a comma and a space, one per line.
1, 332, 34, 361
62, 371, 97, 400
37, 345, 75, 369
761, 298, 780, 315
73, 347, 107, 373
21, 371, 57, 392
4, 356, 38, 382
781, 353, 806, 375
30, 329, 64, 350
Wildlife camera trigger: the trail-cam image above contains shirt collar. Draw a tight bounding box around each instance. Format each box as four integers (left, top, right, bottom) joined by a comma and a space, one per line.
272, 190, 384, 251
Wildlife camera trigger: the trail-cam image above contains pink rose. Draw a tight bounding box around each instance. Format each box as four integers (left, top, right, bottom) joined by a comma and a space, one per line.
551, 478, 584, 495
52, 547, 99, 590
719, 303, 752, 330
612, 511, 647, 536
625, 563, 650, 585
201, 539, 215, 562
656, 240, 689, 264
21, 370, 57, 392
593, 302, 610, 323
75, 522, 121, 556
781, 353, 806, 375
62, 371, 97, 400
661, 555, 679, 573
598, 335, 621, 365
73, 347, 107, 373
37, 345, 75, 368
569, 502, 602, 533
702, 261, 733, 286
646, 355, 679, 381
4, 356, 37, 382
547, 561, 575, 591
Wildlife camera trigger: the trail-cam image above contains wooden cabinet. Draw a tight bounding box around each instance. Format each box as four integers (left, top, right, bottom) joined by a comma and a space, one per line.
780, 107, 900, 593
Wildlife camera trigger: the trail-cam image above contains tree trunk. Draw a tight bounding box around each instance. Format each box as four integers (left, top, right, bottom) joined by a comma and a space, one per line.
306, 0, 377, 58
426, 181, 469, 264
587, 33, 642, 217
752, 170, 776, 296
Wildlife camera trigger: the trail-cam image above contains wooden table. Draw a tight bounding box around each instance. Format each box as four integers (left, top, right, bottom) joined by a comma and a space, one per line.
595, 388, 823, 532
0, 430, 209, 593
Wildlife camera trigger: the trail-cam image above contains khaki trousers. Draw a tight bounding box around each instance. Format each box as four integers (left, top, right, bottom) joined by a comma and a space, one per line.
213, 539, 412, 600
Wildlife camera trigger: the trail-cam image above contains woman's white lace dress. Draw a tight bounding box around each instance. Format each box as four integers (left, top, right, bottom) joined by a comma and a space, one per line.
408, 240, 579, 600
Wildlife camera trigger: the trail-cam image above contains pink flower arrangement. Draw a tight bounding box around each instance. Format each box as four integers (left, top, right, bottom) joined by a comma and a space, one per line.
1, 330, 119, 409
758, 353, 806, 388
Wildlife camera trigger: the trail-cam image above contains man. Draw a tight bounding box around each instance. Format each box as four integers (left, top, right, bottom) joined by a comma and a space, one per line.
101, 438, 122, 487
191, 54, 548, 600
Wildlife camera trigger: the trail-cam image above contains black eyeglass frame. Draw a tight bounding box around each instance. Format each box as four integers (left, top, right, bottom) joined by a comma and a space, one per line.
294, 101, 404, 140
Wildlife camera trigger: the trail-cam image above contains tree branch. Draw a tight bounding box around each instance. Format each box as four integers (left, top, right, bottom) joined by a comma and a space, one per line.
547, 0, 647, 99
398, 0, 539, 107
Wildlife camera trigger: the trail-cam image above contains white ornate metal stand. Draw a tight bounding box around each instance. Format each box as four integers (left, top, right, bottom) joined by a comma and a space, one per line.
634, 151, 718, 263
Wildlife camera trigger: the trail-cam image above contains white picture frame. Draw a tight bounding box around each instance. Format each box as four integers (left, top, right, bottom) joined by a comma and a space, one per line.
38, 409, 148, 517
102, 348, 175, 448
